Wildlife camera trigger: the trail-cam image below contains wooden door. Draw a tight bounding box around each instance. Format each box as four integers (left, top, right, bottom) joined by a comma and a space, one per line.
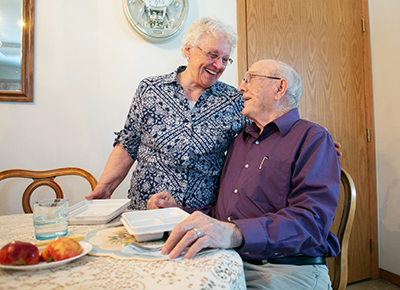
237, 0, 378, 283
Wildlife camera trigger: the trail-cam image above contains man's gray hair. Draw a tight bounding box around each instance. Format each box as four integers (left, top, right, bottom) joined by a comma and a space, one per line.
181, 17, 238, 57
272, 61, 303, 109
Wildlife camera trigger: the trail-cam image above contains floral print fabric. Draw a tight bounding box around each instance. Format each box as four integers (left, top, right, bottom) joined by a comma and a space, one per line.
115, 67, 249, 209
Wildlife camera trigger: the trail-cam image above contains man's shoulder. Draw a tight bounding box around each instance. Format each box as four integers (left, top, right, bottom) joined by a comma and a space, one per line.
287, 118, 334, 145
294, 118, 327, 134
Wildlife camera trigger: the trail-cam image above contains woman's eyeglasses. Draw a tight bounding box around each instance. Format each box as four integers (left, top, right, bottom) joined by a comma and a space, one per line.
196, 46, 233, 66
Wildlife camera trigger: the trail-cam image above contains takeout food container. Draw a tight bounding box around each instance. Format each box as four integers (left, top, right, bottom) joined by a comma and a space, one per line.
69, 199, 130, 225
121, 208, 189, 242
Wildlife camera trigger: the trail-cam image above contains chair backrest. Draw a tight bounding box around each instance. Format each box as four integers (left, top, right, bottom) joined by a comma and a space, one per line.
0, 167, 97, 213
327, 168, 357, 290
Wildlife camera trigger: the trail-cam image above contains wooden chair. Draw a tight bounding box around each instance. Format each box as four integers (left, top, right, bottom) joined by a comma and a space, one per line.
328, 168, 357, 290
0, 167, 97, 213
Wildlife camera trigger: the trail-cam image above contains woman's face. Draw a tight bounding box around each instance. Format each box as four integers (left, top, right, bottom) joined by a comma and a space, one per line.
186, 34, 232, 89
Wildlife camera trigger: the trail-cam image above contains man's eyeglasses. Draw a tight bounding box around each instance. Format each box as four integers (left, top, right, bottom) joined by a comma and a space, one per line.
242, 73, 281, 84
196, 46, 233, 66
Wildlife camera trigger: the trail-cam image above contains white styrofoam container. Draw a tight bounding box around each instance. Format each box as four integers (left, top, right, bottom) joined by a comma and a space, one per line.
69, 199, 130, 225
121, 208, 190, 241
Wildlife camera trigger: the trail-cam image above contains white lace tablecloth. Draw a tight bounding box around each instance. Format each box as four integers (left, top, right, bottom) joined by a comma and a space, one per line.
0, 214, 246, 290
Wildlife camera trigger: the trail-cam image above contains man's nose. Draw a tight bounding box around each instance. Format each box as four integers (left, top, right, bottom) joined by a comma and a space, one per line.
239, 81, 247, 92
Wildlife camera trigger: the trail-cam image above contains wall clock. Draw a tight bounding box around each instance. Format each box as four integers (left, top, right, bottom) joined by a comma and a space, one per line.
123, 0, 188, 41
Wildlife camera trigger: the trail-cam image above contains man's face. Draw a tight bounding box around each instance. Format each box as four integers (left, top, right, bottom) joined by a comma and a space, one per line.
239, 61, 282, 128
186, 35, 232, 89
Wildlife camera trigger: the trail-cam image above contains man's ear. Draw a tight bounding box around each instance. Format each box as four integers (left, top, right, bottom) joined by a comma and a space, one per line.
274, 79, 288, 101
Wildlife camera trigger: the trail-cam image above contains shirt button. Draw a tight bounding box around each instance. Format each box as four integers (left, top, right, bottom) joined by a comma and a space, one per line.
245, 164, 249, 168
184, 139, 189, 142
227, 217, 232, 222
186, 124, 191, 128
255, 141, 259, 145
183, 156, 188, 160
234, 189, 238, 193
182, 183, 186, 188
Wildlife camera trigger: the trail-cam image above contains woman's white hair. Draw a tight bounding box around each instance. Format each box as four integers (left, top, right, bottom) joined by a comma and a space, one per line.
180, 17, 238, 57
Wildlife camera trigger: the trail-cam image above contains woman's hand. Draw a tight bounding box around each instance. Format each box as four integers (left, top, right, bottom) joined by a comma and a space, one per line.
147, 191, 181, 209
334, 141, 342, 157
85, 184, 113, 199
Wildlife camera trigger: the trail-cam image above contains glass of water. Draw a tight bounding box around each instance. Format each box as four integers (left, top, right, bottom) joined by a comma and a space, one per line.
33, 199, 69, 240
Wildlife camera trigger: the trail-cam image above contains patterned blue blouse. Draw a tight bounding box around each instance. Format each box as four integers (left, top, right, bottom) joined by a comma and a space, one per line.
115, 66, 249, 210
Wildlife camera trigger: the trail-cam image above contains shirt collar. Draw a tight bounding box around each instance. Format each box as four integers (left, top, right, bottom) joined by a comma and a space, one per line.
244, 108, 300, 139
273, 108, 300, 137
160, 66, 185, 84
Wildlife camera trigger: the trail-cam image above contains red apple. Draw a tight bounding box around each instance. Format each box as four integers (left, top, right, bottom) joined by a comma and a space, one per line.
40, 237, 82, 262
0, 241, 40, 265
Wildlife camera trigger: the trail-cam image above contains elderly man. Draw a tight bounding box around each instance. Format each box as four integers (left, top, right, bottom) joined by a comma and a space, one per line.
147, 59, 340, 289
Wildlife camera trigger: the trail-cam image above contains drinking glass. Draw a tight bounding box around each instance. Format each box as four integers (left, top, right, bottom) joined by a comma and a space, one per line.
33, 199, 69, 240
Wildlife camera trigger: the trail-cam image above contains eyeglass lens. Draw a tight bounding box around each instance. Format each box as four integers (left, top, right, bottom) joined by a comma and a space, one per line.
242, 73, 251, 83
207, 52, 231, 64
198, 47, 232, 65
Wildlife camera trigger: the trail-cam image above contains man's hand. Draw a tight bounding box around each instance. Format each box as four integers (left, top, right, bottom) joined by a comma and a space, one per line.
147, 191, 181, 209
161, 211, 244, 259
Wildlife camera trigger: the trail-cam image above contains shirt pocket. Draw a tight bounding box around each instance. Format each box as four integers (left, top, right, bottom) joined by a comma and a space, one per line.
242, 158, 291, 210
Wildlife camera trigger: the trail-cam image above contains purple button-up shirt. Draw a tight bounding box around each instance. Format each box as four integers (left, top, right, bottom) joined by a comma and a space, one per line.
196, 108, 341, 261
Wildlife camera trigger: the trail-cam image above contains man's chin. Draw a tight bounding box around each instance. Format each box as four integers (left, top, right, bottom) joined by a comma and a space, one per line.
242, 108, 249, 118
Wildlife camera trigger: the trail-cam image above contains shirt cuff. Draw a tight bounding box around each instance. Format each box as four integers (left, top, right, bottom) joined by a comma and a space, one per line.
233, 217, 268, 255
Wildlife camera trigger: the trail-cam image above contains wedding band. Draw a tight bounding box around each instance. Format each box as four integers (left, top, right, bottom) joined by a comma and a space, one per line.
193, 228, 204, 239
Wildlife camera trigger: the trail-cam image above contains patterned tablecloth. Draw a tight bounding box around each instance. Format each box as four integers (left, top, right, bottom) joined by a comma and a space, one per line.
0, 214, 246, 290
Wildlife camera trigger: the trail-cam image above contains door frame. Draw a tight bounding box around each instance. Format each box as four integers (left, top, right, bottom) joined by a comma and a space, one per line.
236, 0, 379, 281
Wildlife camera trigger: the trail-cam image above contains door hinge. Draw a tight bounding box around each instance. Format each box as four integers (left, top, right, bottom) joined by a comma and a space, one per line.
370, 239, 373, 253
362, 18, 366, 32
366, 128, 371, 142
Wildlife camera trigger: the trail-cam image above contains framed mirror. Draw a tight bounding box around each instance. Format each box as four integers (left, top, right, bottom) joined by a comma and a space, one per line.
0, 0, 34, 102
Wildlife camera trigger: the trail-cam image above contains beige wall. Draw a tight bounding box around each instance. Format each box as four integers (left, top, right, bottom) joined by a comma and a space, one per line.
370, 0, 400, 277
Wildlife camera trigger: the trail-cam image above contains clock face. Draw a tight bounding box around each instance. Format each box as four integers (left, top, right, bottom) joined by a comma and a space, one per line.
143, 0, 173, 8
124, 0, 188, 41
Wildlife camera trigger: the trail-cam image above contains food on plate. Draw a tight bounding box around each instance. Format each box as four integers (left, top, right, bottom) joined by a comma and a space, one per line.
40, 237, 82, 262
0, 241, 40, 265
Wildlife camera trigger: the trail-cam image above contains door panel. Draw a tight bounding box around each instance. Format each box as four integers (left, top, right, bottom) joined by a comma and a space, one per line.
238, 0, 374, 282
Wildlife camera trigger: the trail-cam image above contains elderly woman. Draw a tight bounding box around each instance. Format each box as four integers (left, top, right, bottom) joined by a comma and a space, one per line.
86, 17, 249, 209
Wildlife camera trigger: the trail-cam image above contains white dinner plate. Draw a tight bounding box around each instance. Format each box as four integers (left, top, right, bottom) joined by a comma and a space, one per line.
69, 199, 130, 225
0, 241, 92, 271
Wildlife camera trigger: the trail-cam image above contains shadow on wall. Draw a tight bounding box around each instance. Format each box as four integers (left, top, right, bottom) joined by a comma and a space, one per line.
378, 151, 400, 275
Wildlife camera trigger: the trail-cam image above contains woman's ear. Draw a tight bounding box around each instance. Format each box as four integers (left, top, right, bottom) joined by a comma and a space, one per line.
184, 46, 191, 60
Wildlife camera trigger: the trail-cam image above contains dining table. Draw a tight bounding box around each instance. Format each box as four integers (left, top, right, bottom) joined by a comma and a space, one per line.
0, 213, 246, 290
